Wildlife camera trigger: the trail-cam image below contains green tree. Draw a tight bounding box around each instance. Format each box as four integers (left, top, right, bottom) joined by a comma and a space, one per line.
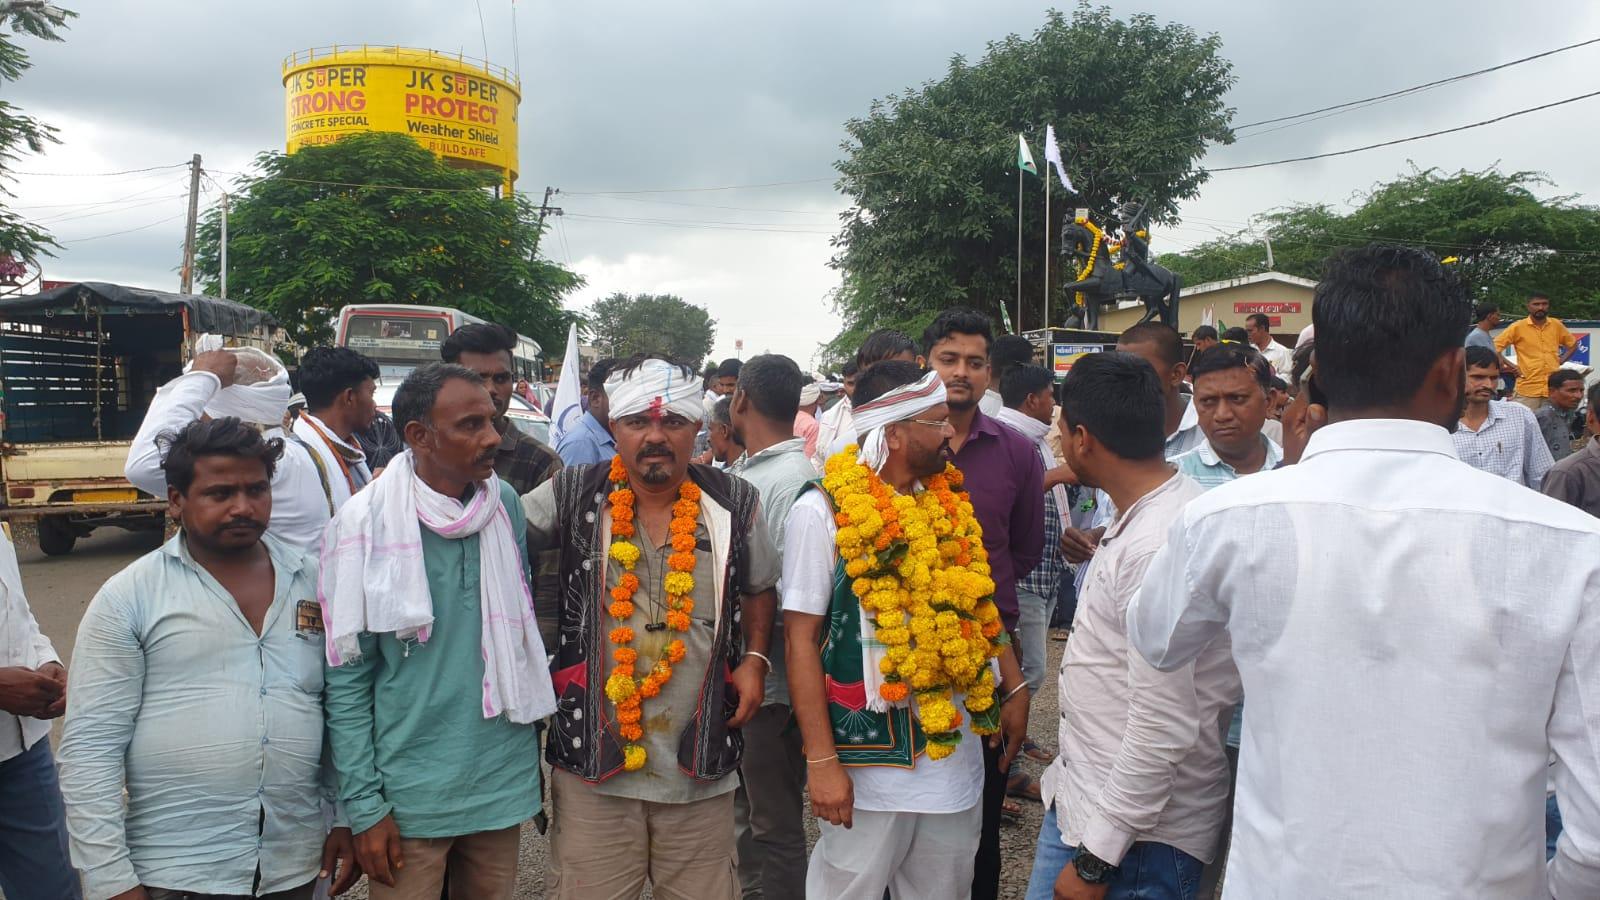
195, 131, 582, 350
1156, 167, 1600, 319
586, 292, 716, 362
829, 4, 1234, 355
0, 3, 75, 267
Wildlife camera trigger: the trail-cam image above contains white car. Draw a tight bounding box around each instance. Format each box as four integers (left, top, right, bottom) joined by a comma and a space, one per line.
373, 380, 553, 445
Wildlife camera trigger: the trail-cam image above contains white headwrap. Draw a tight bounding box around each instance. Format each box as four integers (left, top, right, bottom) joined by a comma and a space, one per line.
606, 358, 705, 421
798, 383, 821, 408
187, 336, 291, 427
851, 370, 947, 471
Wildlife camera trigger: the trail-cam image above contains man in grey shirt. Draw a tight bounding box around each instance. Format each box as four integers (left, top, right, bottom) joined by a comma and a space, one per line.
1466, 302, 1519, 396
1544, 381, 1600, 517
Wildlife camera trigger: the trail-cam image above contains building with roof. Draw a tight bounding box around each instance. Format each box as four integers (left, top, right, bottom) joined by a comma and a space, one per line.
1099, 271, 1318, 339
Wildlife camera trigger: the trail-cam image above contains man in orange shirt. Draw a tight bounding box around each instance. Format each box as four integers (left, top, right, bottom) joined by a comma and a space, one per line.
1496, 292, 1578, 410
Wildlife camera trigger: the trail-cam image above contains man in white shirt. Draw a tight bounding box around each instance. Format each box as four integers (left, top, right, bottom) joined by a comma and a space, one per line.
817, 330, 922, 465
291, 347, 379, 510
1129, 243, 1600, 898
0, 528, 79, 900
1025, 352, 1235, 900
1244, 313, 1293, 377
1454, 345, 1554, 489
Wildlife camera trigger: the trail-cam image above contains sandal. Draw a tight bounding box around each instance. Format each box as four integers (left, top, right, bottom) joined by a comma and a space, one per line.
1000, 798, 1025, 822
1006, 771, 1042, 802
1022, 738, 1055, 764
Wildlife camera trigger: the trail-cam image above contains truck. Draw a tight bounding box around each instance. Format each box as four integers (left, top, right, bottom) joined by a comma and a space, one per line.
0, 282, 278, 554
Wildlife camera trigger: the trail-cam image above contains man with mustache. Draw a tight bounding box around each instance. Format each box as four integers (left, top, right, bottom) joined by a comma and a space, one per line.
1496, 292, 1579, 411
521, 354, 779, 899
320, 364, 555, 899
1453, 345, 1553, 489
60, 418, 358, 900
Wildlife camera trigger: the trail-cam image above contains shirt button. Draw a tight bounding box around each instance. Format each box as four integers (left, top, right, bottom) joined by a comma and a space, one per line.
259, 687, 268, 696
261, 737, 269, 745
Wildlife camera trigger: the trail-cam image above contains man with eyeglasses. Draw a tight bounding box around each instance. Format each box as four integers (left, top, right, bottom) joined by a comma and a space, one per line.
442, 323, 563, 496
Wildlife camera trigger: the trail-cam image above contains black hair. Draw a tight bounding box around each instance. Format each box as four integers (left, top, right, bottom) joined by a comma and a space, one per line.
158, 416, 283, 494
1118, 321, 1184, 367
1192, 324, 1219, 342
1189, 345, 1271, 391
585, 358, 617, 393
1221, 326, 1248, 344
1291, 340, 1315, 387
1463, 344, 1499, 371
1529, 291, 1550, 303
1313, 244, 1470, 410
1001, 364, 1055, 408
1589, 381, 1600, 414
440, 322, 516, 364
1060, 351, 1166, 461
715, 358, 743, 380
992, 335, 1036, 377
711, 396, 733, 426
1270, 375, 1289, 393
736, 354, 802, 423
298, 347, 380, 411
857, 329, 918, 367
921, 308, 993, 357
1473, 302, 1499, 324
841, 360, 860, 379
1549, 368, 1585, 391
392, 363, 484, 438
1246, 313, 1272, 332
854, 360, 927, 407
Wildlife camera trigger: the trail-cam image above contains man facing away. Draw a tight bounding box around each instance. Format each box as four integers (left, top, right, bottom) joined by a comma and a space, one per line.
555, 358, 618, 467
1544, 380, 1600, 518
1129, 243, 1600, 898
441, 323, 563, 496
1536, 368, 1588, 463
292, 347, 380, 510
321, 364, 556, 899
1453, 345, 1553, 489
61, 418, 357, 900
920, 308, 1044, 900
785, 360, 1029, 900
520, 355, 778, 899
127, 348, 330, 550
707, 397, 744, 466
1025, 353, 1235, 900
1496, 291, 1578, 410
0, 526, 77, 900
727, 354, 821, 900
1243, 313, 1293, 377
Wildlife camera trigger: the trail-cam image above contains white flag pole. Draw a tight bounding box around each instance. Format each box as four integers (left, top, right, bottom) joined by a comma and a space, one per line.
1016, 167, 1024, 334
1044, 165, 1051, 333
547, 322, 583, 446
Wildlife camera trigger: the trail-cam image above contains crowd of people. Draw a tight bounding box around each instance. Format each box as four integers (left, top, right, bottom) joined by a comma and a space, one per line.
2, 242, 1600, 900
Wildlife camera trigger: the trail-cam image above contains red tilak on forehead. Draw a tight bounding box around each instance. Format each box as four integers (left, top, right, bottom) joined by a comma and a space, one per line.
647, 396, 665, 420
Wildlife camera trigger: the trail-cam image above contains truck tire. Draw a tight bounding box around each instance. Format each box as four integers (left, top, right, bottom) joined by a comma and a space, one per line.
38, 516, 77, 556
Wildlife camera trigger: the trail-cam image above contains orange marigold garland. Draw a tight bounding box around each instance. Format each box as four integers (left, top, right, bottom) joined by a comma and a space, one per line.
603, 455, 701, 772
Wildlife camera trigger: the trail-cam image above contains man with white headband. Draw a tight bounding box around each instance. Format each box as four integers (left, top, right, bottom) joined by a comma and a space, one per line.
126, 346, 331, 550
322, 363, 556, 898
519, 353, 779, 899
794, 380, 822, 459
784, 359, 1029, 900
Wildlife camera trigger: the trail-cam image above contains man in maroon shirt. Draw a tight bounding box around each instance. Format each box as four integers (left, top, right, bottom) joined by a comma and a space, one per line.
921, 308, 1045, 900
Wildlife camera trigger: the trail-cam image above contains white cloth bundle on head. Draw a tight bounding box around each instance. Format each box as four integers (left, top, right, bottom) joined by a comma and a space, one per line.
798, 383, 821, 408
317, 450, 557, 724
186, 335, 291, 427
607, 358, 705, 421
850, 370, 947, 472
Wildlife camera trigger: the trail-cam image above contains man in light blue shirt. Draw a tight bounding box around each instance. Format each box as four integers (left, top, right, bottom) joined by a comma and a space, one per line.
60, 418, 356, 900
555, 358, 617, 466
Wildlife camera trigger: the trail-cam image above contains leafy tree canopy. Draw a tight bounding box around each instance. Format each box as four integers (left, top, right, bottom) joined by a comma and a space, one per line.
586, 292, 716, 365
1157, 166, 1600, 319
195, 131, 582, 351
828, 3, 1235, 358
0, 3, 75, 267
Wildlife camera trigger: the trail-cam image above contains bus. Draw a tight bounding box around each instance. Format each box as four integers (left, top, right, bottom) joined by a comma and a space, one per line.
334, 303, 543, 381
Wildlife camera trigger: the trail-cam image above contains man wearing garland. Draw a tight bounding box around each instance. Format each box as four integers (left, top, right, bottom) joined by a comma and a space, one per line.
520, 354, 779, 899
785, 359, 1029, 900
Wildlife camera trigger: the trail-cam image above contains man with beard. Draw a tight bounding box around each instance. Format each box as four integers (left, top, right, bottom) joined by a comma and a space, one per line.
60, 418, 358, 900
521, 354, 779, 899
321, 364, 555, 899
785, 360, 1028, 900
1496, 292, 1578, 410
920, 308, 1043, 900
1453, 345, 1552, 489
1129, 244, 1600, 897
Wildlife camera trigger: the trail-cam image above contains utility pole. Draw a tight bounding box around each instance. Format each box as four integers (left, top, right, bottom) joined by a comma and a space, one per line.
219, 192, 229, 299
537, 186, 563, 224
180, 153, 202, 294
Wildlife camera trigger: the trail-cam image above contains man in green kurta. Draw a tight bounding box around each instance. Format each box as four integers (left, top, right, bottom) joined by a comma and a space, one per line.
322, 363, 557, 900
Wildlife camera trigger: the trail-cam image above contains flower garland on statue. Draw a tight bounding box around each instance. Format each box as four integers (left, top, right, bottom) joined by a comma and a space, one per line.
603, 455, 699, 772
822, 447, 1005, 759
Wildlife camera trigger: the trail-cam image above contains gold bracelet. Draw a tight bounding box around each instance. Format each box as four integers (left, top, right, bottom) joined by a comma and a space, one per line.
806, 754, 839, 765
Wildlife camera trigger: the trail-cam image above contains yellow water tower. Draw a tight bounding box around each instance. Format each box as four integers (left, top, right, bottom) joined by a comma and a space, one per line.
283, 46, 520, 193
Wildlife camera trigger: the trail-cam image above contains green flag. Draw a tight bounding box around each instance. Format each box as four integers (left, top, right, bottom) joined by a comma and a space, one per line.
1016, 134, 1038, 176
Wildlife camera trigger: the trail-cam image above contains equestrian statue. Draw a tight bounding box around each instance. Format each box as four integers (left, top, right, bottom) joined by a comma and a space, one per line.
1057, 201, 1180, 331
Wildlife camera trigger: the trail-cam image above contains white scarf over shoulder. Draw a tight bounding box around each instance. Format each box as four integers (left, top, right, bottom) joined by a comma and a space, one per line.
992, 405, 1070, 513
318, 450, 556, 724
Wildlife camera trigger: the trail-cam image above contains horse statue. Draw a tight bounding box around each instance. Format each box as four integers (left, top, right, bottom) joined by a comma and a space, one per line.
1057, 201, 1180, 331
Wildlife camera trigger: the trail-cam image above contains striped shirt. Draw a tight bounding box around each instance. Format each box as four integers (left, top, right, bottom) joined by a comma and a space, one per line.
1171, 435, 1283, 489
1452, 400, 1553, 489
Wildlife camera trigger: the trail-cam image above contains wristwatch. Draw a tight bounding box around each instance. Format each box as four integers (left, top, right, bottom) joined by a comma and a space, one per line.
1072, 846, 1117, 884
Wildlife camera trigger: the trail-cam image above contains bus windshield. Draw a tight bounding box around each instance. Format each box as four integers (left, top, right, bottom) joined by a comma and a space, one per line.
341, 312, 451, 364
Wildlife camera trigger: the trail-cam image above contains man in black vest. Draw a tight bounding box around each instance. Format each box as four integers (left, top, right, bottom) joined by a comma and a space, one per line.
521, 354, 779, 899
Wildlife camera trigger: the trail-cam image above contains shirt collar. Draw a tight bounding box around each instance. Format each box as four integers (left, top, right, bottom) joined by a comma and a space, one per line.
731, 437, 808, 471
1195, 434, 1283, 472
300, 412, 365, 457
1301, 418, 1460, 462
1171, 394, 1199, 442
968, 407, 1003, 439
161, 531, 305, 580
1104, 471, 1187, 542
582, 411, 615, 445
1459, 400, 1511, 433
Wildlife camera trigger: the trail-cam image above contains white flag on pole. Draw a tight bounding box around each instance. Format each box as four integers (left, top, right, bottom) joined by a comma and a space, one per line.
1201, 304, 1216, 328
1044, 125, 1074, 193
547, 322, 584, 447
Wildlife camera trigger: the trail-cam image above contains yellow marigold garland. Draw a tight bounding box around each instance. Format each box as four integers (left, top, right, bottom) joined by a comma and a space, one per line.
604, 455, 700, 772
822, 447, 1004, 759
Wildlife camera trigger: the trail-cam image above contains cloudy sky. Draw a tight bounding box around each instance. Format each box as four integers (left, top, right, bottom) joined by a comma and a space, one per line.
9, 0, 1600, 369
